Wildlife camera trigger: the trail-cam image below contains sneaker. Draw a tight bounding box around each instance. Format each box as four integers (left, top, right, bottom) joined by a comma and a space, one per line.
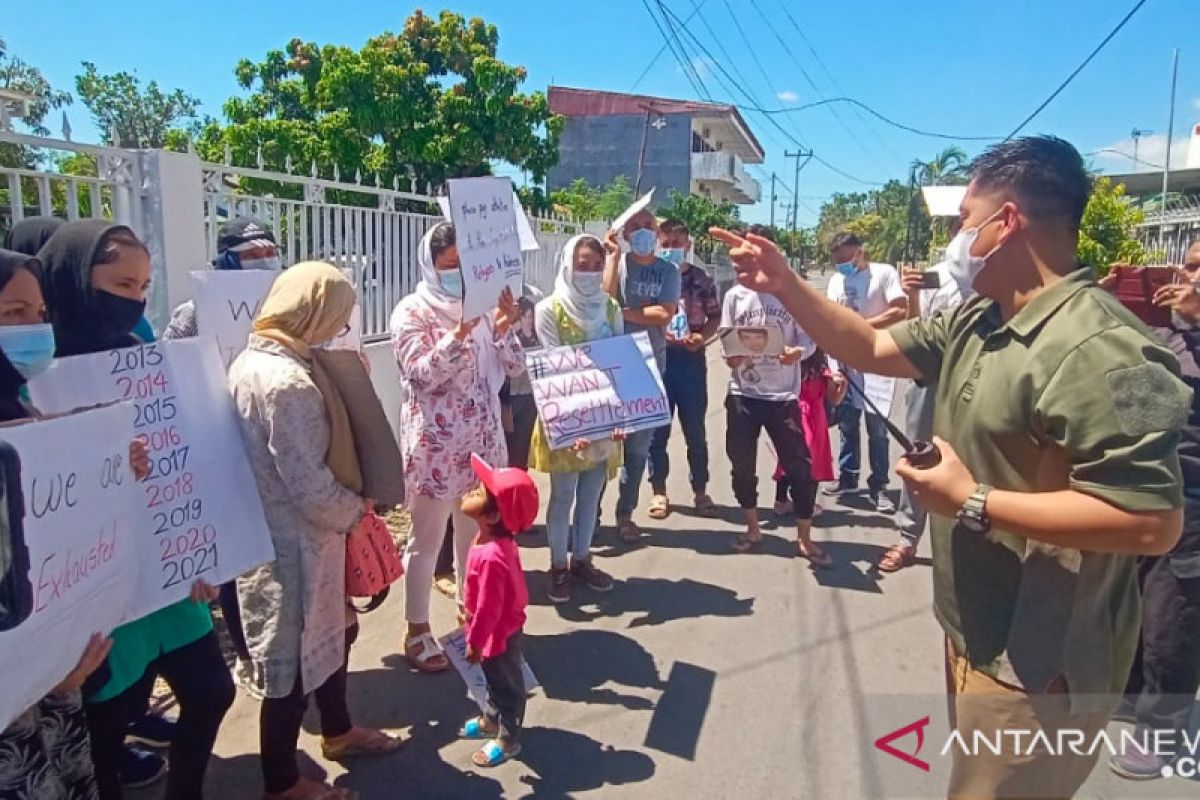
571, 559, 613, 592
869, 491, 897, 514
822, 481, 856, 498
547, 567, 571, 604
126, 712, 176, 749
1109, 748, 1167, 780
119, 745, 168, 790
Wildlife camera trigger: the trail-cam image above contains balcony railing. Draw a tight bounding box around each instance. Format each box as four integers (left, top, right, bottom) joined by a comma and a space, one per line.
690, 151, 760, 203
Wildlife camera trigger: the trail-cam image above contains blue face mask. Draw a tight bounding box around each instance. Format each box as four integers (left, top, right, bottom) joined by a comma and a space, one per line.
438, 268, 464, 298
0, 323, 56, 379
661, 247, 685, 265
629, 228, 657, 257
836, 261, 857, 278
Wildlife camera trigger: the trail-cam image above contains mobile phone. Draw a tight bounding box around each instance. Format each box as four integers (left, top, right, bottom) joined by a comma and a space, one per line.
918, 271, 942, 290
1111, 266, 1175, 327
0, 440, 31, 632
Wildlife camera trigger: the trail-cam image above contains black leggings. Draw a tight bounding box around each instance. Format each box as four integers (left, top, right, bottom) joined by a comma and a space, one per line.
260, 625, 358, 793
726, 394, 816, 518
775, 478, 819, 520
86, 630, 234, 800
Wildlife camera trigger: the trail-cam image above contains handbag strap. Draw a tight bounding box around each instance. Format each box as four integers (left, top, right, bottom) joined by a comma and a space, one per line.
350, 586, 390, 614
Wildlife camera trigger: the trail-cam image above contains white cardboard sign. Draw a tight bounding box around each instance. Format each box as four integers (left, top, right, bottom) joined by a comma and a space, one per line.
439, 627, 539, 714
28, 339, 276, 618
447, 177, 524, 322
192, 270, 278, 369
527, 332, 669, 451
609, 188, 656, 232
0, 403, 140, 729
438, 191, 539, 252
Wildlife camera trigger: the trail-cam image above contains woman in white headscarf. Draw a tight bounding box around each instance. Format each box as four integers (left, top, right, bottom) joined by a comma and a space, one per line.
390, 222, 523, 673
529, 234, 626, 605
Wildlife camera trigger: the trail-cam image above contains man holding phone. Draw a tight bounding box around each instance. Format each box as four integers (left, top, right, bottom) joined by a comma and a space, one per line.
880, 239, 965, 572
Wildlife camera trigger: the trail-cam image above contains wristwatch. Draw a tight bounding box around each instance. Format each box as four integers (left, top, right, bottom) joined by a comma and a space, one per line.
957, 485, 992, 533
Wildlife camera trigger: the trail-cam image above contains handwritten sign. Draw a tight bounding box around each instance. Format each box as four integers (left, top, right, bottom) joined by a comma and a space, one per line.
719, 326, 785, 357
192, 270, 278, 368
438, 192, 539, 253
609, 188, 656, 232
0, 403, 140, 729
448, 177, 524, 322
439, 628, 539, 714
527, 332, 669, 451
28, 339, 275, 618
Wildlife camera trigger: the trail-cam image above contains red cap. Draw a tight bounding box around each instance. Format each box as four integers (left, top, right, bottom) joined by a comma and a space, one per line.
470, 454, 540, 533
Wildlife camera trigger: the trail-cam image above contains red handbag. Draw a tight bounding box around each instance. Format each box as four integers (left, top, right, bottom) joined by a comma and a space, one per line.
345, 511, 404, 611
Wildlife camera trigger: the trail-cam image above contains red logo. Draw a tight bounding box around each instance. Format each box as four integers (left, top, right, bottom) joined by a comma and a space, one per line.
874, 716, 931, 772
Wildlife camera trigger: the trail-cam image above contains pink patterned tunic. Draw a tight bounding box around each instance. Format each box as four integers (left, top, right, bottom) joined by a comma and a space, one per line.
391, 298, 525, 501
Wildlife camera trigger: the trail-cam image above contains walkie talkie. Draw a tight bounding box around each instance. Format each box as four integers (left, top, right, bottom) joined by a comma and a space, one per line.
841, 375, 942, 470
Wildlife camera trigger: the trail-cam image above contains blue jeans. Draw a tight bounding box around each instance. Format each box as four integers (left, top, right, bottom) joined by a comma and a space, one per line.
836, 400, 891, 493
648, 348, 710, 493
547, 465, 609, 568
616, 428, 654, 519
896, 382, 936, 544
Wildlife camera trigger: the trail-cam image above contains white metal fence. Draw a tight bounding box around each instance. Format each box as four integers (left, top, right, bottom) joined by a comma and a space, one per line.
1, 130, 596, 341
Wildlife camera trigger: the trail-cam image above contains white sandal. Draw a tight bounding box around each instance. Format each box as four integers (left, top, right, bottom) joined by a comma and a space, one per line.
405, 632, 449, 673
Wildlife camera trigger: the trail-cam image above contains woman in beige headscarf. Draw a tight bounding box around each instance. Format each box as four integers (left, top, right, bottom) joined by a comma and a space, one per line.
229, 262, 401, 800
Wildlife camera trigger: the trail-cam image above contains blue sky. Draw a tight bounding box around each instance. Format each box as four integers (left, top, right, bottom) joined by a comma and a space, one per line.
6, 0, 1198, 225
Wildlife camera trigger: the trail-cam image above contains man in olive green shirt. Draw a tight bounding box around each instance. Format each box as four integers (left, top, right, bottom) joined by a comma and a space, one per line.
712, 136, 1189, 798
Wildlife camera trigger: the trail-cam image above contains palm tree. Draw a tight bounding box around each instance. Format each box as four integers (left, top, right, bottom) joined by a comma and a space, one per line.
913, 147, 969, 186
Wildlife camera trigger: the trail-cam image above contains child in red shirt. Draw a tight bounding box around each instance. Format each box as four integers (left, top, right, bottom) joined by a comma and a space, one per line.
457, 454, 538, 768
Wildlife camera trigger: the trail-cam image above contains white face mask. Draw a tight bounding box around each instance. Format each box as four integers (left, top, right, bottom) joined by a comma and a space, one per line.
573, 271, 604, 295
945, 207, 1005, 295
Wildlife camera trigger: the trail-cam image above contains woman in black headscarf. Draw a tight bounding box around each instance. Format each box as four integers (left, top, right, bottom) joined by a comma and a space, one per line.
37, 221, 235, 800
0, 247, 113, 799
4, 216, 64, 258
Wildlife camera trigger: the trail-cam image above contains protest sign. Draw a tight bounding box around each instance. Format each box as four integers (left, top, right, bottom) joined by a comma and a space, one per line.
192, 270, 278, 368
439, 628, 540, 714
448, 177, 524, 322
439, 191, 539, 252
719, 326, 786, 357
28, 339, 275, 618
609, 188, 656, 232
0, 403, 140, 729
527, 332, 669, 451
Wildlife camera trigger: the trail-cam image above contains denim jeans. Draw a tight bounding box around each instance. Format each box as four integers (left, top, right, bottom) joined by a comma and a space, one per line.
835, 400, 891, 493
896, 382, 936, 544
617, 428, 655, 519
547, 465, 609, 567
648, 348, 710, 493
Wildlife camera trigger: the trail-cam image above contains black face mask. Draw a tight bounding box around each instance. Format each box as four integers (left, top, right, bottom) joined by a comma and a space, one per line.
92, 290, 147, 340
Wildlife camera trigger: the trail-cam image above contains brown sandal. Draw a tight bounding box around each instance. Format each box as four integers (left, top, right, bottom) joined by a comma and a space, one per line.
321, 727, 405, 760
797, 540, 833, 569
647, 495, 671, 520
878, 542, 915, 573
694, 493, 718, 517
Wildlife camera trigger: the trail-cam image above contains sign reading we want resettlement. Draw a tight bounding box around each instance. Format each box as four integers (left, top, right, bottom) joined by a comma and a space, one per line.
527, 332, 669, 451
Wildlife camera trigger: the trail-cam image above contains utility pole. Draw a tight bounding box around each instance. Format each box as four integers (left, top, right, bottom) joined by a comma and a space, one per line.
769, 173, 777, 229
784, 151, 807, 238
1160, 49, 1179, 253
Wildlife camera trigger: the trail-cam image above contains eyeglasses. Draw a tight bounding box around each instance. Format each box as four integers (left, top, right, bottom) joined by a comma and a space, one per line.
339, 324, 351, 337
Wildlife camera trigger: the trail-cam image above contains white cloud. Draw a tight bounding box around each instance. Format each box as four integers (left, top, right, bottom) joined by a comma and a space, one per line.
678, 56, 714, 80
1193, 96, 1200, 112
777, 90, 799, 103
1091, 132, 1193, 173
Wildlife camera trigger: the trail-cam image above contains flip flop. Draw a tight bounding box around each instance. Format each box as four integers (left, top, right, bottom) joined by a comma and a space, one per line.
405, 632, 449, 673
471, 739, 522, 768
647, 495, 671, 520
458, 717, 496, 740
732, 533, 763, 553
797, 541, 834, 569
321, 727, 404, 760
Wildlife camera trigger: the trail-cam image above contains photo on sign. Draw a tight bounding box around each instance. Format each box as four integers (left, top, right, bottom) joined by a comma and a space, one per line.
719, 326, 785, 358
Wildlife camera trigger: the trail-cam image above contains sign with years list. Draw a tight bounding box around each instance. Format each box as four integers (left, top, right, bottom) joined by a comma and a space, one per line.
448, 177, 524, 322
28, 338, 276, 618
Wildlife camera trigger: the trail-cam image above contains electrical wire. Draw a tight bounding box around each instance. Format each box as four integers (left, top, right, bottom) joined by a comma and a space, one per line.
641, 0, 709, 100
1087, 148, 1165, 171
1005, 0, 1148, 140
754, 97, 1002, 141
631, 0, 712, 91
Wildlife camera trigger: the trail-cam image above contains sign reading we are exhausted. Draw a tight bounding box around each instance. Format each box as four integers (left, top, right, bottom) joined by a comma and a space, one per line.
528, 332, 669, 451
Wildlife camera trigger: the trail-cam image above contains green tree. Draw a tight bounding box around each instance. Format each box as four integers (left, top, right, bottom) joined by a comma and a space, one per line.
0, 39, 72, 168
549, 175, 632, 223
74, 62, 202, 149
655, 189, 741, 261
1079, 177, 1154, 271
913, 146, 969, 186
195, 10, 562, 203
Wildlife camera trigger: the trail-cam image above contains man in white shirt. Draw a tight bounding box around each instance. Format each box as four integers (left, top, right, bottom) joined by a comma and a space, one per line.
824, 232, 907, 512
879, 255, 966, 571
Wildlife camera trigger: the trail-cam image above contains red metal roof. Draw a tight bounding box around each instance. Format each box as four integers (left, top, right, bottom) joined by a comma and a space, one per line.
548, 86, 764, 160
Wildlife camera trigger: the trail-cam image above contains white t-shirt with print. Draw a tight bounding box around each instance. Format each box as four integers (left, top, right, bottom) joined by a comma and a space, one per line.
919, 260, 965, 319
721, 285, 813, 402
826, 262, 906, 318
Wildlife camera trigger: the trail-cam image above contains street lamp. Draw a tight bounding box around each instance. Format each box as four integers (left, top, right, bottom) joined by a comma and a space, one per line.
1131, 127, 1153, 170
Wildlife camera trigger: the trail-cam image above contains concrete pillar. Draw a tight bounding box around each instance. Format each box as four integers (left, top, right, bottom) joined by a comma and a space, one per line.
138, 149, 207, 331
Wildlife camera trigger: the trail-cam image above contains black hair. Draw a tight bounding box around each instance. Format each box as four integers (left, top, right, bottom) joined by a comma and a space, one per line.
830, 231, 862, 251
430, 222, 456, 263
968, 136, 1091, 229
574, 236, 606, 260
747, 224, 775, 242
0, 250, 43, 294
659, 218, 690, 236
94, 226, 149, 265
460, 485, 516, 538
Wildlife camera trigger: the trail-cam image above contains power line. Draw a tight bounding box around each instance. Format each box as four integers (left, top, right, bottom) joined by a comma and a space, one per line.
810, 154, 880, 187
1005, 0, 1148, 140
631, 0, 712, 91
1088, 148, 1165, 170
641, 0, 709, 100
754, 97, 1001, 141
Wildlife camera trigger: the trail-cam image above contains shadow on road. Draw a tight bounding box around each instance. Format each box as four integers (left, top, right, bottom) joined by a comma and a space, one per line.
515, 727, 657, 797
525, 573, 755, 628
524, 629, 665, 710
